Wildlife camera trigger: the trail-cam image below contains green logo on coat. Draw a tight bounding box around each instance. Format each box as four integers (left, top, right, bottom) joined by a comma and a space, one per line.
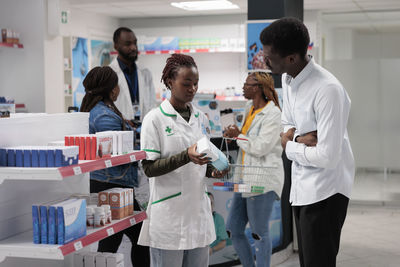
165, 126, 174, 136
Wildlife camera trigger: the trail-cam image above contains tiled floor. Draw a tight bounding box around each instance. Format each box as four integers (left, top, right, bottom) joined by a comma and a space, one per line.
271, 204, 400, 267
237, 170, 400, 267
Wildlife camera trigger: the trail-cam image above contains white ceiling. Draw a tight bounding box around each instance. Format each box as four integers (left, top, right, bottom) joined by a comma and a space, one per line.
65, 0, 400, 19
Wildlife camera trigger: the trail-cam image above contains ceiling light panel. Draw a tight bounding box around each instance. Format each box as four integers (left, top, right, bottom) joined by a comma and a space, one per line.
171, 0, 239, 11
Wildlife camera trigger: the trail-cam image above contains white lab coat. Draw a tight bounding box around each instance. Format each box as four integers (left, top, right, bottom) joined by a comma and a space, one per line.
109, 58, 157, 120
138, 100, 216, 250
236, 100, 284, 198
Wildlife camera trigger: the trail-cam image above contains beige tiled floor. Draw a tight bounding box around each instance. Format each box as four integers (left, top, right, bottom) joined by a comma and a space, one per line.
272, 204, 400, 267
237, 170, 400, 267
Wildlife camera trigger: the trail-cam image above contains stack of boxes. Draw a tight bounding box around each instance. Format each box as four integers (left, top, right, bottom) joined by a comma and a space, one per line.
74, 252, 124, 267
65, 131, 134, 160
98, 188, 134, 220
0, 146, 79, 167
213, 182, 265, 193
1, 28, 20, 44
32, 198, 86, 245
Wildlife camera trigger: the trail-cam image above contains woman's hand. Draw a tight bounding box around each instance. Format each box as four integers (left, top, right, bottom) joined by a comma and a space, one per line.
211, 168, 229, 178
223, 125, 240, 139
188, 143, 210, 165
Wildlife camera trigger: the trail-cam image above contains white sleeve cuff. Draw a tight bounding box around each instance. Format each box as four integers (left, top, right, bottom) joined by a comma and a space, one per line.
285, 141, 308, 165
236, 134, 247, 147
144, 151, 161, 161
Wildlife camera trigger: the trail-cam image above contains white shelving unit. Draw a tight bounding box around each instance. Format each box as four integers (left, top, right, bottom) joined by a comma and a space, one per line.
0, 42, 24, 49
0, 212, 147, 261
110, 47, 245, 56
0, 113, 147, 266
0, 150, 146, 184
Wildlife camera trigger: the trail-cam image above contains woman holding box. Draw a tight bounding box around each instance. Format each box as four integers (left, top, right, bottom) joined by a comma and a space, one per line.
139, 54, 227, 267
223, 72, 284, 267
80, 66, 149, 267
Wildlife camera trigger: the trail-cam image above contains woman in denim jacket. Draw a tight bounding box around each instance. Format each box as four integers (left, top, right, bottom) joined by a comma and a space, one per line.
80, 66, 149, 267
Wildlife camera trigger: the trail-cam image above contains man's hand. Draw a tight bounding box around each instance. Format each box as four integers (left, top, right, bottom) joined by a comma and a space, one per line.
188, 143, 210, 165
280, 127, 296, 150
297, 131, 318, 147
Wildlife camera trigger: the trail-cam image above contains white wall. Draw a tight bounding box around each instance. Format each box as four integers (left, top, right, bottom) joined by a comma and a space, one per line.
0, 0, 46, 112
353, 30, 400, 59
44, 1, 120, 113
59, 1, 120, 40
322, 14, 400, 169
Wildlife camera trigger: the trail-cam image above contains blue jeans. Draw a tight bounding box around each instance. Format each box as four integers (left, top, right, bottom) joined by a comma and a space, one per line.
226, 191, 277, 267
150, 246, 209, 267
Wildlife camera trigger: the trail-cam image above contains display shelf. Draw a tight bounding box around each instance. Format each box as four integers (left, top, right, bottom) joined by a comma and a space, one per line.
0, 211, 147, 261
215, 95, 246, 101
0, 42, 24, 49
110, 47, 244, 56
0, 150, 146, 183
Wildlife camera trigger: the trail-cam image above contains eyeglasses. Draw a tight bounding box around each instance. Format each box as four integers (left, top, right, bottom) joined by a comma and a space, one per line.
243, 83, 259, 87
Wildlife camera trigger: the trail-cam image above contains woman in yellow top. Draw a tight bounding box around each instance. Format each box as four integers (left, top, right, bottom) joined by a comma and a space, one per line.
223, 72, 284, 267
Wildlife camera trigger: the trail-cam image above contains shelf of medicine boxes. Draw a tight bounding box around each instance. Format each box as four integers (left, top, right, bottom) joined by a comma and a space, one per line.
0, 150, 146, 184
0, 42, 24, 49
110, 47, 245, 56
0, 211, 147, 260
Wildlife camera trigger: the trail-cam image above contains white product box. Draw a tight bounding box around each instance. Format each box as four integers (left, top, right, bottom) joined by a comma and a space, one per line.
117, 131, 134, 155
95, 253, 107, 267
196, 137, 219, 161
84, 252, 97, 267
98, 131, 118, 156
73, 252, 85, 267
196, 136, 228, 171
95, 132, 113, 158
104, 252, 124, 267
56, 198, 87, 244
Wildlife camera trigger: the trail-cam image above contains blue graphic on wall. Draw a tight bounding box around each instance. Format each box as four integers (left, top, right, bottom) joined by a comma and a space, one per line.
72, 37, 88, 109
91, 40, 113, 68
247, 20, 274, 71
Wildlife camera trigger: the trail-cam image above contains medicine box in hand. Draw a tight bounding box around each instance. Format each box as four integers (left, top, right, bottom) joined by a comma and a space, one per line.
196, 136, 228, 171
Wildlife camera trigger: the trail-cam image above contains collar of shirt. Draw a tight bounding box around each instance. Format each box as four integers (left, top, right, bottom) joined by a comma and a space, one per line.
159, 99, 199, 126
117, 57, 136, 74
285, 55, 314, 89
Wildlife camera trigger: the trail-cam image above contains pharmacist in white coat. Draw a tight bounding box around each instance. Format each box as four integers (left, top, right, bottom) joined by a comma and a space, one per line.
139, 54, 226, 267
110, 27, 156, 121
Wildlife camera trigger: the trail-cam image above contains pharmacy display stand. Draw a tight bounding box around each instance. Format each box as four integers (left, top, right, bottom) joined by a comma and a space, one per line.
0, 113, 147, 267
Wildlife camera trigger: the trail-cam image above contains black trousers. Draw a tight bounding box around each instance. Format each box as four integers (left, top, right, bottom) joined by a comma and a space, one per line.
293, 193, 349, 267
90, 179, 150, 267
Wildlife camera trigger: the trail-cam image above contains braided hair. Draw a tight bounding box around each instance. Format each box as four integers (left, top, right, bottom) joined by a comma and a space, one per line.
161, 54, 197, 90
251, 72, 281, 110
80, 66, 126, 130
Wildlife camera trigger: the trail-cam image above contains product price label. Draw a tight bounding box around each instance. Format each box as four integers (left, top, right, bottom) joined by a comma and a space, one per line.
106, 227, 114, 236
105, 160, 112, 168
74, 241, 83, 251
130, 155, 136, 162
130, 218, 136, 226
73, 166, 82, 175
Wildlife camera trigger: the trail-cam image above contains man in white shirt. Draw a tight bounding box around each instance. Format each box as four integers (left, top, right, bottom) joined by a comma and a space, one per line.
260, 17, 355, 267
